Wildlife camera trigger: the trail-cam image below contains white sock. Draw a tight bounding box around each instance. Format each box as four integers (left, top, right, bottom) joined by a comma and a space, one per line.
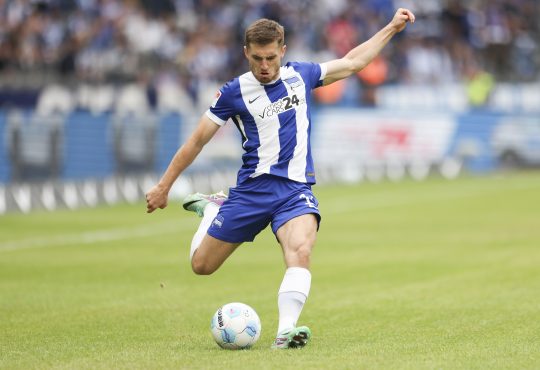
190, 203, 219, 260
277, 267, 311, 335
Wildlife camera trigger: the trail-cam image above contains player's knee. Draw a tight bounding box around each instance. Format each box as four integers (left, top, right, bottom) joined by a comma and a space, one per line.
191, 258, 216, 275
289, 242, 313, 266
297, 245, 312, 263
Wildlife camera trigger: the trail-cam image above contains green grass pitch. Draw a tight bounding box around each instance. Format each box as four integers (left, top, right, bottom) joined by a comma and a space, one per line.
1, 172, 539, 369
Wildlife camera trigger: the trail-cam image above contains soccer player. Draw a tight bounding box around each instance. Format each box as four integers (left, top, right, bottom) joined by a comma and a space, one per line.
146, 8, 415, 349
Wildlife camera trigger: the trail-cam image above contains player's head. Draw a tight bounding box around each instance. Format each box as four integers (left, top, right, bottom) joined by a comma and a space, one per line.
244, 18, 286, 84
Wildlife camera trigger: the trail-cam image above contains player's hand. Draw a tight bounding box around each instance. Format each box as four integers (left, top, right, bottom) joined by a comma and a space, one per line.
146, 184, 168, 213
390, 8, 415, 33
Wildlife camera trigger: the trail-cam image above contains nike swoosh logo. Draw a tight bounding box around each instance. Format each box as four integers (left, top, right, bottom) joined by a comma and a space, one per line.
248, 95, 261, 104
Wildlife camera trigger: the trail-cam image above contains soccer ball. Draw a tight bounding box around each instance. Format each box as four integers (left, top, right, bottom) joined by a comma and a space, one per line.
210, 302, 261, 350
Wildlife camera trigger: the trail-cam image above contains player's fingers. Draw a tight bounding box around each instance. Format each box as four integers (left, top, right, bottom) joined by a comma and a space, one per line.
146, 199, 156, 213
405, 9, 415, 23
396, 8, 414, 23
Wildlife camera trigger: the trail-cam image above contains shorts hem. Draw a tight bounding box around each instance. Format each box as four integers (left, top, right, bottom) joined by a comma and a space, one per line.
271, 209, 321, 235
207, 228, 254, 244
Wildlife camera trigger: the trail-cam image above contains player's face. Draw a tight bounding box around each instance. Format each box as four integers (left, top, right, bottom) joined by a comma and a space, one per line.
244, 41, 286, 84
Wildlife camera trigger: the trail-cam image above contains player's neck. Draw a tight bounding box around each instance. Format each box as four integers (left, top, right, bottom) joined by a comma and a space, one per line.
261, 75, 280, 85
252, 72, 281, 85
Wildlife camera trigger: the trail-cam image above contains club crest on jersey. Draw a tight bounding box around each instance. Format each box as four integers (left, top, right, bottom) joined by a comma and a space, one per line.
211, 91, 222, 108
258, 93, 305, 119
284, 76, 303, 89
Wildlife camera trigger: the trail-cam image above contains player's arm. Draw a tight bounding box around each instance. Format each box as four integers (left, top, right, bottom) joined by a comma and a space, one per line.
146, 114, 220, 213
322, 8, 415, 85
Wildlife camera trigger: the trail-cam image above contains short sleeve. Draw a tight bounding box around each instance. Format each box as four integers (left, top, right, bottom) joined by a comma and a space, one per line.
318, 63, 327, 87
206, 81, 236, 126
286, 62, 326, 89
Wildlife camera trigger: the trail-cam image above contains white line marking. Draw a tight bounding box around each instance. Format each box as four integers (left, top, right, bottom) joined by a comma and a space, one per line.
0, 220, 197, 253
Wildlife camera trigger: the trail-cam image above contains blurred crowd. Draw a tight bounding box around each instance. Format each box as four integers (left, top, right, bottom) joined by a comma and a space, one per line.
0, 0, 539, 108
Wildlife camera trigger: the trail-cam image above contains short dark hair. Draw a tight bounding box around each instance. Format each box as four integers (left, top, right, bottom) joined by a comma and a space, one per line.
244, 18, 285, 47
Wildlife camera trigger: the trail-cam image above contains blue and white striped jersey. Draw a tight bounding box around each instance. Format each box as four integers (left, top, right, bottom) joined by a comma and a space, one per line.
206, 61, 327, 185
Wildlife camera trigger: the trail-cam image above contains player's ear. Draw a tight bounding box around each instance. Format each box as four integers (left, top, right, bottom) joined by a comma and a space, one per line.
244, 45, 249, 59
281, 44, 287, 57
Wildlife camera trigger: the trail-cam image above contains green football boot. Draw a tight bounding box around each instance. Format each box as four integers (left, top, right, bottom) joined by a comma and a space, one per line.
271, 326, 311, 349
182, 191, 227, 217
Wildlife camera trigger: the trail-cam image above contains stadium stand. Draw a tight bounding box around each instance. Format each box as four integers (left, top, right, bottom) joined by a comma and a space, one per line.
0, 0, 538, 109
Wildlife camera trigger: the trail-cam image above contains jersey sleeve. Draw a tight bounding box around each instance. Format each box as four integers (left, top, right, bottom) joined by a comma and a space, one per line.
205, 81, 236, 126
287, 62, 326, 89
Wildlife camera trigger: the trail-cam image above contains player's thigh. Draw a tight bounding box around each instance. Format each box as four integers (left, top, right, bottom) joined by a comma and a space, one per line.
191, 234, 241, 275
276, 213, 318, 267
